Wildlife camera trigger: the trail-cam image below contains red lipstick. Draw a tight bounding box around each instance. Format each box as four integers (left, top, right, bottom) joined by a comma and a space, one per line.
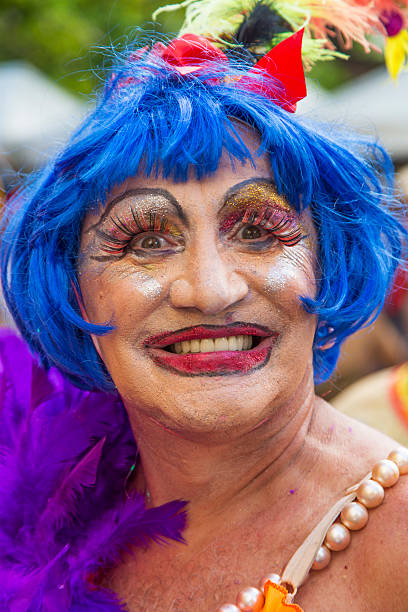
144, 323, 278, 376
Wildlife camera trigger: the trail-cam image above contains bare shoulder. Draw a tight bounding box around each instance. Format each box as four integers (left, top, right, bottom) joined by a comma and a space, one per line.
317, 402, 408, 607
364, 465, 408, 607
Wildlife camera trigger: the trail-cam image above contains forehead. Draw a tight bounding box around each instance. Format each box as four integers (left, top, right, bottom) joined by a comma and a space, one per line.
83, 126, 274, 231
107, 123, 272, 207
107, 157, 272, 207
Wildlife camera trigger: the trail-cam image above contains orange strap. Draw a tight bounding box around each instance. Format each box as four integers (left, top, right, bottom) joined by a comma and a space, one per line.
262, 582, 304, 612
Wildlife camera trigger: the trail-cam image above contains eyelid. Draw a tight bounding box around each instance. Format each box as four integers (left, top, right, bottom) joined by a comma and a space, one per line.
221, 205, 305, 246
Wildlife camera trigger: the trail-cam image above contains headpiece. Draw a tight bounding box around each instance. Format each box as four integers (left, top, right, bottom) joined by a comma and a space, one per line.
146, 0, 408, 111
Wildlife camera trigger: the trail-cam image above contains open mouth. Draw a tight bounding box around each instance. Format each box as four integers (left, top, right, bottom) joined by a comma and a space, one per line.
168, 334, 259, 354
144, 323, 278, 376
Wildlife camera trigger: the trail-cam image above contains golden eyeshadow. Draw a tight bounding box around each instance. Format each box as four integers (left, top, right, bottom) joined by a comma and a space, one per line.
222, 182, 293, 213
96, 208, 182, 257
219, 185, 306, 247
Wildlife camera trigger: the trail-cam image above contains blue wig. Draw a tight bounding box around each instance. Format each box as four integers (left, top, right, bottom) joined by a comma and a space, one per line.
1, 40, 407, 390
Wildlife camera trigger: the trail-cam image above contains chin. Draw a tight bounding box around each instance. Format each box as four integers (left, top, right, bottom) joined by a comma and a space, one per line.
123, 368, 292, 439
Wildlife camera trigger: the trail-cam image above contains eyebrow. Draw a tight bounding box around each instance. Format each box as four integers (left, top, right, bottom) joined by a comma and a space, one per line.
90, 187, 189, 230
220, 177, 279, 210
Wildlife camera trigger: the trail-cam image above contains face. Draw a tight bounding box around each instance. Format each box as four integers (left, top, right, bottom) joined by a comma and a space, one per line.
79, 128, 317, 439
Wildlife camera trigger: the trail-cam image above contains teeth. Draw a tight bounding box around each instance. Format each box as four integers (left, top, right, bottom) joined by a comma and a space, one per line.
170, 335, 254, 354
190, 339, 200, 353
228, 336, 238, 351
215, 337, 229, 351
200, 338, 215, 352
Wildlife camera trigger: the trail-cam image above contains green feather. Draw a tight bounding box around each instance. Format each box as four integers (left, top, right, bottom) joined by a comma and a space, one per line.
152, 0, 350, 66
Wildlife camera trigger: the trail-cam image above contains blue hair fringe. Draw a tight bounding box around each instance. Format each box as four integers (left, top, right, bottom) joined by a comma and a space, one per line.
1, 38, 407, 389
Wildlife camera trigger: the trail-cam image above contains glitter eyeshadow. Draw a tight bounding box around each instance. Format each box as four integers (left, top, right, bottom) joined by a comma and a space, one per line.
224, 182, 293, 213
220, 184, 305, 247
97, 208, 181, 256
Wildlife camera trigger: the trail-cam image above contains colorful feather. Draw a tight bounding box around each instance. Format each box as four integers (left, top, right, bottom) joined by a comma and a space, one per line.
153, 0, 408, 73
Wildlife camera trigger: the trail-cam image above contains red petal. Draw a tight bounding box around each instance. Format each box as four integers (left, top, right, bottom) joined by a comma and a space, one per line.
160, 34, 228, 67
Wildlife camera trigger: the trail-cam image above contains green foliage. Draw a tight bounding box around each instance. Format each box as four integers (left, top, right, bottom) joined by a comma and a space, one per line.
0, 0, 183, 95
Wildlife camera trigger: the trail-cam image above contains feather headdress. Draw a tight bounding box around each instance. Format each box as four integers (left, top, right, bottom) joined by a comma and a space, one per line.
154, 0, 408, 76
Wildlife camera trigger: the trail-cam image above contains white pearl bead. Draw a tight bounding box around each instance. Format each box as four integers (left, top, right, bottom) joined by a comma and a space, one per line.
325, 522, 351, 551
216, 605, 241, 612
312, 545, 331, 570
372, 459, 399, 488
388, 448, 408, 475
236, 586, 265, 611
356, 479, 384, 508
340, 502, 369, 531
258, 573, 281, 591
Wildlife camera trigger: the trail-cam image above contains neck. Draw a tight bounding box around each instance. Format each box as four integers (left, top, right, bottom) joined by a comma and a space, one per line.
126, 366, 318, 532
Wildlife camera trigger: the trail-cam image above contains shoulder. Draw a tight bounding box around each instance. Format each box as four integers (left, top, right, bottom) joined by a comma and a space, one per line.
309, 401, 408, 607
360, 465, 408, 608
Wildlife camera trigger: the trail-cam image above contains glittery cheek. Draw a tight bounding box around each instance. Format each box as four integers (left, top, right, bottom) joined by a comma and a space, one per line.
262, 252, 316, 299
129, 271, 163, 300
263, 260, 301, 295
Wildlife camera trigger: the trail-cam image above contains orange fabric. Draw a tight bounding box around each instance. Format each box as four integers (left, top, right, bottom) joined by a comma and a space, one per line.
261, 581, 304, 612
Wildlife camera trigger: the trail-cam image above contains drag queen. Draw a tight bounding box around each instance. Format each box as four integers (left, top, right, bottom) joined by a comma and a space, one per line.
1, 1, 408, 610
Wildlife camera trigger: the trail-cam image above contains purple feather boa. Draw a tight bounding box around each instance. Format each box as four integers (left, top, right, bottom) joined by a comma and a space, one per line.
0, 330, 187, 611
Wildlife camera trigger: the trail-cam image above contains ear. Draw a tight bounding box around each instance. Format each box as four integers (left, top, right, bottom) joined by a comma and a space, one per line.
71, 279, 103, 358
316, 322, 335, 350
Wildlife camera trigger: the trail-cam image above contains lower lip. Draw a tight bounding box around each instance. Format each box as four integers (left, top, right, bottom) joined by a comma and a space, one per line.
148, 336, 278, 376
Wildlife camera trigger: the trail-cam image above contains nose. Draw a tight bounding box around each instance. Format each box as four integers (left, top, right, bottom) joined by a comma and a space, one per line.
169, 242, 248, 315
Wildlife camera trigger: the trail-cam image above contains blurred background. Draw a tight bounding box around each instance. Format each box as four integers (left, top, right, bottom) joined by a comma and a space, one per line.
1, 1, 408, 440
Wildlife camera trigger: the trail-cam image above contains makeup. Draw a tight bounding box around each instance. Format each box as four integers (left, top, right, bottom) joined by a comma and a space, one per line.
96, 210, 176, 256
220, 181, 306, 248
144, 323, 278, 376
263, 260, 302, 294
132, 271, 163, 300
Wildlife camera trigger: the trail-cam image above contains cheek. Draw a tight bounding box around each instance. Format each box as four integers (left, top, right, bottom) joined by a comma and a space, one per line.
79, 264, 165, 326
262, 251, 316, 303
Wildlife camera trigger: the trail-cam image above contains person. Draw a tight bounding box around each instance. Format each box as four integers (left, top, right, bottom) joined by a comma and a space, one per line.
1, 1, 408, 610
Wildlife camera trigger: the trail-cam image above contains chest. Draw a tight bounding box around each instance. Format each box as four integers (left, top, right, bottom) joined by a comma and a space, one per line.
100, 522, 395, 612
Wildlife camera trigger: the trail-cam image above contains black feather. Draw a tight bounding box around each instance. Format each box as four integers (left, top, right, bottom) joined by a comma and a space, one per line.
235, 1, 291, 48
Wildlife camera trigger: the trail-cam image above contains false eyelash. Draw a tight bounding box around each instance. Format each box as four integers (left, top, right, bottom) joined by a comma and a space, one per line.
98, 211, 171, 255
223, 206, 305, 247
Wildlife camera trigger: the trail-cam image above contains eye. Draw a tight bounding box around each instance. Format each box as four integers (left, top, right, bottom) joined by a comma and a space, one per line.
139, 235, 163, 249
131, 233, 175, 250
240, 225, 264, 240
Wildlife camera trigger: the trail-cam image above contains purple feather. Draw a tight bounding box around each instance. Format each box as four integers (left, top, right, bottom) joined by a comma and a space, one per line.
0, 331, 188, 610
70, 493, 187, 577
36, 437, 106, 534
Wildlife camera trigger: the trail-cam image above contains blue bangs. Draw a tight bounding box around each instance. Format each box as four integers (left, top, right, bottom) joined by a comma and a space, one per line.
1, 45, 406, 389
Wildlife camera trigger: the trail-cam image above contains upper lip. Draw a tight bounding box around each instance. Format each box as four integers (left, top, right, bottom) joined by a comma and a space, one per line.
144, 322, 275, 348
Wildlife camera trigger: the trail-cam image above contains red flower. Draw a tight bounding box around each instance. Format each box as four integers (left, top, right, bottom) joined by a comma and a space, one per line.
156, 33, 228, 75
118, 31, 307, 113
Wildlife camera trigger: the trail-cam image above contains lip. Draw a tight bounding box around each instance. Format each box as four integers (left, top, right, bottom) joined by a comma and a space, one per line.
144, 323, 278, 376
144, 322, 273, 348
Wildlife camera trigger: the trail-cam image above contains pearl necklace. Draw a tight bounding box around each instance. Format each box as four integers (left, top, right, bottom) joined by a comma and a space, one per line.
215, 447, 408, 612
